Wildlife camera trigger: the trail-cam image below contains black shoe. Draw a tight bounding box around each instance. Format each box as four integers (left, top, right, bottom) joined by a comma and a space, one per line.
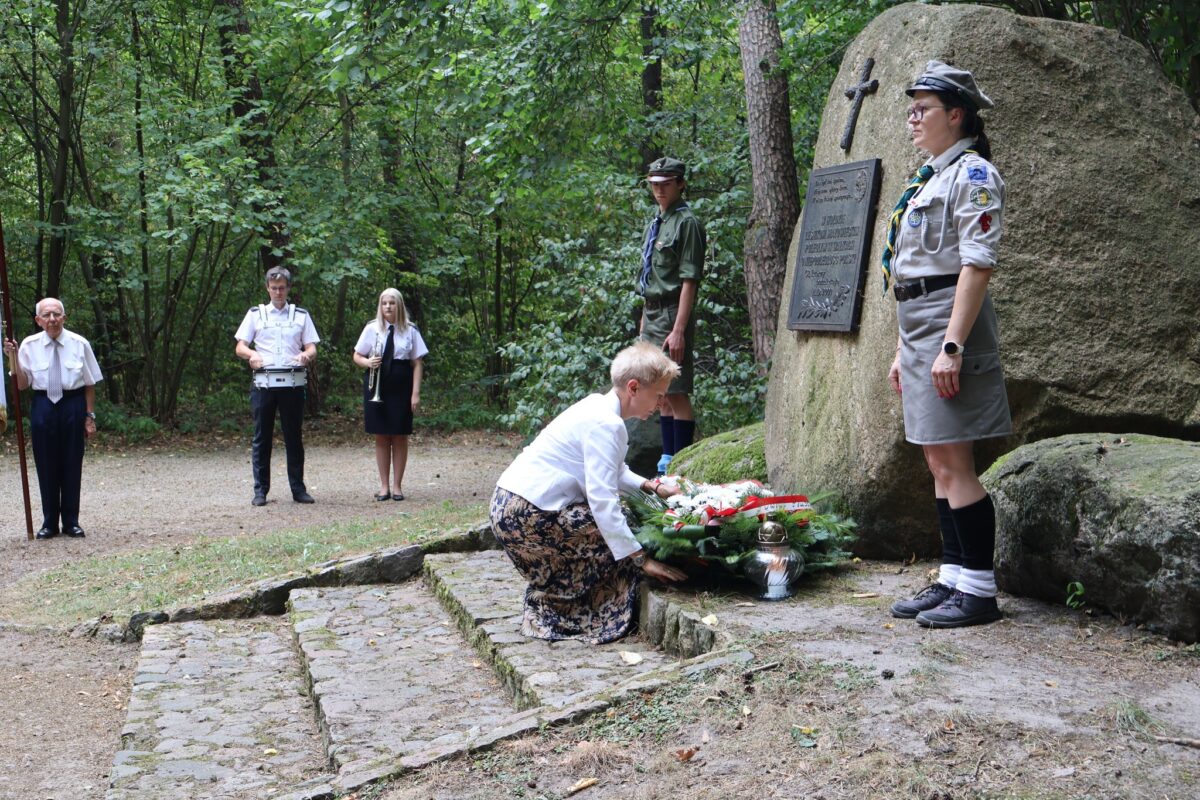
64, 526, 86, 538
292, 491, 315, 504
890, 582, 955, 619
916, 590, 1002, 628
35, 527, 59, 540
252, 494, 267, 507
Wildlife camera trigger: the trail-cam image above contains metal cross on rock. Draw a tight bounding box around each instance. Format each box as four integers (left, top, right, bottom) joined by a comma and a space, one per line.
840, 58, 879, 153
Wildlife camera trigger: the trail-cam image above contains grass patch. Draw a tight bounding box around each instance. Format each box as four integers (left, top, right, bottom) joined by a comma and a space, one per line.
1108, 699, 1163, 738
0, 502, 486, 627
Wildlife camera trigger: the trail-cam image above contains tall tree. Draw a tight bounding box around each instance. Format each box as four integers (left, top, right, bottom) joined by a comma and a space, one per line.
639, 4, 664, 172
214, 0, 291, 272
738, 0, 798, 365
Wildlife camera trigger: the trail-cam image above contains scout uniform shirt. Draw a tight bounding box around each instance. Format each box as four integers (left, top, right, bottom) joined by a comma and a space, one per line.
893, 137, 1004, 283
234, 303, 320, 368
641, 199, 706, 302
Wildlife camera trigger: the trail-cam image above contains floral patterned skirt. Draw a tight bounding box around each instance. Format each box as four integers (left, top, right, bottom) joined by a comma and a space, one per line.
489, 487, 640, 645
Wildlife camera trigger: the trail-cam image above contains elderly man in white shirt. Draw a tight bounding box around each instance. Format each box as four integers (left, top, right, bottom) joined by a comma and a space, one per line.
235, 267, 320, 506
4, 297, 103, 539
490, 341, 687, 644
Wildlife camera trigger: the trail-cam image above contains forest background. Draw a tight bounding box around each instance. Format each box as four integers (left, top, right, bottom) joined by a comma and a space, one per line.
0, 0, 1194, 441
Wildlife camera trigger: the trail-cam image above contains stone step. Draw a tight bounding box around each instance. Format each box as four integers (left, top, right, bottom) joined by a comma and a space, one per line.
109, 548, 749, 800
288, 583, 522, 789
423, 550, 696, 709
107, 617, 329, 800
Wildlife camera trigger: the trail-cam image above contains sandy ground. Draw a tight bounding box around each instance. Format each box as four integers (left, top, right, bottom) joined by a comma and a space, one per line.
0, 430, 520, 800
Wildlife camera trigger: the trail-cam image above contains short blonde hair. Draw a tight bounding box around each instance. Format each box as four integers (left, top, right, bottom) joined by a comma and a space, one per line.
610, 341, 679, 389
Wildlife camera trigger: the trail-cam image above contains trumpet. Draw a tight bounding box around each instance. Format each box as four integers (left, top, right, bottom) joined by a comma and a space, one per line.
367, 335, 385, 403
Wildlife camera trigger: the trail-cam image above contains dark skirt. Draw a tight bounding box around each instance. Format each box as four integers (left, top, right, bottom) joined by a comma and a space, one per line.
489, 486, 640, 645
363, 358, 414, 436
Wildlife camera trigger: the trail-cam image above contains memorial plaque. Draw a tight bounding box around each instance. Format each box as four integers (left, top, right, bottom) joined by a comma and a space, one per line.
787, 158, 882, 332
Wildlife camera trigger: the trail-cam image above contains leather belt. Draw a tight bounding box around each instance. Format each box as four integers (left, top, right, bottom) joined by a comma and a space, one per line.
893, 274, 959, 302
33, 387, 84, 398
643, 290, 681, 311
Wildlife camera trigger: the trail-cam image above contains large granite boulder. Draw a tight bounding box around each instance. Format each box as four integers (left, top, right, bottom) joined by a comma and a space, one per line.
625, 416, 662, 478
984, 434, 1200, 643
765, 2, 1200, 558
669, 422, 767, 484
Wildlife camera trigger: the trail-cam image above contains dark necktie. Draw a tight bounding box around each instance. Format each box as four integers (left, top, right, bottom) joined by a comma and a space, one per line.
639, 215, 662, 295
881, 165, 935, 295
48, 339, 63, 403
381, 324, 394, 379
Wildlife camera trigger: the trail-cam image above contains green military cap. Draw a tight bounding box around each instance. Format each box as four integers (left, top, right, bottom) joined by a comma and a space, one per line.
906, 60, 994, 111
646, 156, 687, 182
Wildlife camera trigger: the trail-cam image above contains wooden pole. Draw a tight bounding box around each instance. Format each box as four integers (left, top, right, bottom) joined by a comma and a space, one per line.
0, 213, 34, 540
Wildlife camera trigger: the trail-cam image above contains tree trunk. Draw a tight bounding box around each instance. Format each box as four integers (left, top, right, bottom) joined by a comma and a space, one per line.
215, 0, 291, 273
374, 120, 424, 324
639, 4, 663, 172
738, 0, 800, 365
46, 0, 78, 299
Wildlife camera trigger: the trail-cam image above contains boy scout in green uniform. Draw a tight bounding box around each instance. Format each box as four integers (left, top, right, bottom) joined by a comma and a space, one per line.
637, 157, 706, 475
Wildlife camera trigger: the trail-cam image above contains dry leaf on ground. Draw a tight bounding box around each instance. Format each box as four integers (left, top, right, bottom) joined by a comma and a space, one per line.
674, 747, 699, 762
566, 777, 599, 795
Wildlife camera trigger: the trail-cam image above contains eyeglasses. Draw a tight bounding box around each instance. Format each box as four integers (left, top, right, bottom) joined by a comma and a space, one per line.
906, 103, 947, 121
38, 311, 64, 319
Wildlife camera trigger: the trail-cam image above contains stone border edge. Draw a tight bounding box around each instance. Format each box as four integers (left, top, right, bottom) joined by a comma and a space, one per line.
66, 521, 501, 643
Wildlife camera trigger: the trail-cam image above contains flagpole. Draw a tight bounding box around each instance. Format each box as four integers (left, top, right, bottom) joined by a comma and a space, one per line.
0, 213, 34, 540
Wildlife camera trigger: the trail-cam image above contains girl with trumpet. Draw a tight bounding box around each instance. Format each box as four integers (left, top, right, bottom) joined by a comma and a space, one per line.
352, 288, 427, 501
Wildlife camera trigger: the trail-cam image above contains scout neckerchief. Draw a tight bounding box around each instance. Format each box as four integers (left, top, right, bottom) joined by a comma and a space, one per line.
880, 149, 977, 296
638, 202, 689, 295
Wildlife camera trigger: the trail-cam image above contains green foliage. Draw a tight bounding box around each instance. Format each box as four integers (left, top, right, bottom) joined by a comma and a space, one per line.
95, 400, 163, 443
0, 0, 887, 432
1065, 580, 1086, 609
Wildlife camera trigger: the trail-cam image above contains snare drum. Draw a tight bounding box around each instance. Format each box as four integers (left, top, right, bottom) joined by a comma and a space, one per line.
252, 367, 308, 389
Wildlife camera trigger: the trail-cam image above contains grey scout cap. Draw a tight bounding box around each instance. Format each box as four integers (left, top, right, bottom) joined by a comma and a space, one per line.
906, 60, 994, 111
646, 156, 686, 183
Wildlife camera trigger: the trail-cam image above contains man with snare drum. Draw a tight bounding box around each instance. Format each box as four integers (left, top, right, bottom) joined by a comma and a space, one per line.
235, 267, 320, 506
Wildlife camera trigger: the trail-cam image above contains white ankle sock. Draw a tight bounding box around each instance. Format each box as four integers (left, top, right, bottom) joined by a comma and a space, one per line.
938, 563, 961, 588
956, 569, 997, 598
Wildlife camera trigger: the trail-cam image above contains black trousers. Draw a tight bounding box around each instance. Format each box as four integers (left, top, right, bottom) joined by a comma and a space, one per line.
250, 386, 306, 496
30, 389, 87, 531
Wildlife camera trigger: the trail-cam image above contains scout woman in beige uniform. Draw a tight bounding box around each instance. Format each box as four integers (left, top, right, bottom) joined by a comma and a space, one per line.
884, 61, 1012, 628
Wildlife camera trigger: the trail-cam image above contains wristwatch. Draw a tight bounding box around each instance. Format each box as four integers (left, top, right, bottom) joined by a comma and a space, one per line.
85, 411, 96, 420
942, 340, 964, 357
632, 552, 647, 568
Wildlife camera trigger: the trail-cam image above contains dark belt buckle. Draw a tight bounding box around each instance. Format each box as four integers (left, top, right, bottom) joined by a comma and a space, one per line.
893, 277, 927, 302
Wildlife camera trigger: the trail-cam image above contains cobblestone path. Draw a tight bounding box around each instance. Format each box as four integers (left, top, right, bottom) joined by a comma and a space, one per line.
107, 618, 326, 800
105, 547, 736, 799
290, 583, 516, 776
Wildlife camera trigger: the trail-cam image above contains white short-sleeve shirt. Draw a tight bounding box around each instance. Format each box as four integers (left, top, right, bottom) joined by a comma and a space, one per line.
234, 303, 320, 368
17, 330, 104, 391
353, 322, 429, 361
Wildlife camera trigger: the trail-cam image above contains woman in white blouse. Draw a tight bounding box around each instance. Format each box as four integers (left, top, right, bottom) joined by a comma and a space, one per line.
490, 341, 687, 644
352, 288, 427, 501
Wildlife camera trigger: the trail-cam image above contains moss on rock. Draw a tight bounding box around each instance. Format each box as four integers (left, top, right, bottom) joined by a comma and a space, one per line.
669, 422, 766, 484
